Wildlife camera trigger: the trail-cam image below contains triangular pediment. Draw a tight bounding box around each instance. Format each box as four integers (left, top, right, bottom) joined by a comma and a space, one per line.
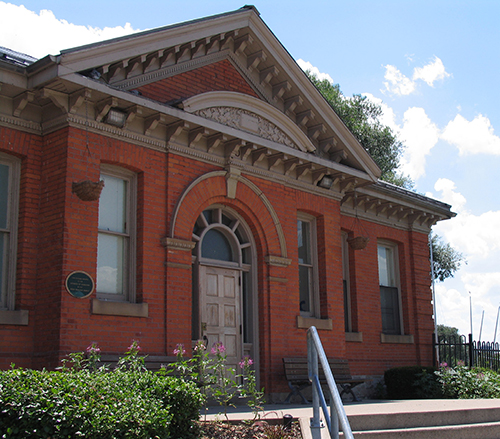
51, 6, 380, 181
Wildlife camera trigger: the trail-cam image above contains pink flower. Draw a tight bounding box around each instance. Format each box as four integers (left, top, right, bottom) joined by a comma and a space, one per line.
86, 342, 101, 354
127, 340, 141, 352
194, 342, 206, 351
211, 342, 225, 355
239, 356, 253, 369
173, 343, 186, 356
440, 362, 448, 368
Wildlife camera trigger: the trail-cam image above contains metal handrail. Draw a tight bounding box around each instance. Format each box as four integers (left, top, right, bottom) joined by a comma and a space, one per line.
307, 326, 354, 439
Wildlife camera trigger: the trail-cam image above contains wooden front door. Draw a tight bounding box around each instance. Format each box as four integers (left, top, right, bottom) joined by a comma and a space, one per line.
200, 265, 241, 370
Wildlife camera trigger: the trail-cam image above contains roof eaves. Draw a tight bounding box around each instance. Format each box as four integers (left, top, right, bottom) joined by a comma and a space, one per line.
375, 179, 455, 216
59, 6, 259, 56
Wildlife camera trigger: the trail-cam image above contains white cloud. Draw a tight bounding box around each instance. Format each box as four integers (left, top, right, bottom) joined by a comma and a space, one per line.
430, 178, 467, 212
399, 107, 440, 179
296, 59, 334, 83
0, 2, 140, 58
383, 65, 416, 96
383, 56, 451, 96
441, 114, 500, 156
429, 178, 500, 339
431, 180, 500, 259
434, 284, 470, 333
461, 272, 500, 300
412, 56, 451, 87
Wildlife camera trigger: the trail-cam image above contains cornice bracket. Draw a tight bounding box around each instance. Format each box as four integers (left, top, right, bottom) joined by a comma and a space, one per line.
13, 91, 35, 117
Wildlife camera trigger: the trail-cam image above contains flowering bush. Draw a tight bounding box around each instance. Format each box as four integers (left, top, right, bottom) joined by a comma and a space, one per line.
117, 340, 146, 372
238, 355, 265, 420
435, 362, 500, 399
168, 341, 266, 420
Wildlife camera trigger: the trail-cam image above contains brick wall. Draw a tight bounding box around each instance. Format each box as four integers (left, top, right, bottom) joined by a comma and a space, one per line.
0, 127, 42, 368
0, 57, 435, 396
137, 60, 259, 103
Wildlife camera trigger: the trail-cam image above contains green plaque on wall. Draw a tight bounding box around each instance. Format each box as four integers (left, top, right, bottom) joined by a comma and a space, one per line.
65, 271, 94, 299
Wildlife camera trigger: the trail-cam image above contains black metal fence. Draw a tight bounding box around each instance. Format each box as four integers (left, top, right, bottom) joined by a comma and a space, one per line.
433, 334, 500, 372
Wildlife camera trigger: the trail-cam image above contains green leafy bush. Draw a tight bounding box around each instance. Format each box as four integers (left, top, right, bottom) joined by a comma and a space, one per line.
436, 362, 500, 399
384, 366, 441, 399
0, 367, 203, 439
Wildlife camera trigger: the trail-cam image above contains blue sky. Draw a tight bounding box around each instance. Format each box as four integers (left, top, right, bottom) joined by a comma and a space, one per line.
1, 0, 499, 341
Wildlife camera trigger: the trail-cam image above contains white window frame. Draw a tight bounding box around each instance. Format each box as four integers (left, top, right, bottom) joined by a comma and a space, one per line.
297, 213, 319, 318
377, 240, 403, 335
0, 152, 20, 312
97, 165, 137, 303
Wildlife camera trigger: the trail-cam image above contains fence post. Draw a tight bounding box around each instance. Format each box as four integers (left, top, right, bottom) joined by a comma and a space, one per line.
468, 333, 474, 368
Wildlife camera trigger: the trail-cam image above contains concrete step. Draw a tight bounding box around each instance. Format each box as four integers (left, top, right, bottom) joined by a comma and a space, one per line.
336, 401, 500, 439
345, 421, 500, 439
349, 407, 500, 431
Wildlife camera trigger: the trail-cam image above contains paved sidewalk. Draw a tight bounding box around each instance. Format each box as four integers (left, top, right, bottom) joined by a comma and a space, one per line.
202, 399, 500, 438
203, 398, 500, 421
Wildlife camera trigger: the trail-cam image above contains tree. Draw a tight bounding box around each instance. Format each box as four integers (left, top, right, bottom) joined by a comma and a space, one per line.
437, 324, 462, 339
431, 234, 465, 282
308, 71, 464, 281
307, 73, 413, 188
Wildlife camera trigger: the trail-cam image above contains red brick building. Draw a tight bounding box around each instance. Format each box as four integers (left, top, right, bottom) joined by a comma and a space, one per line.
0, 7, 453, 398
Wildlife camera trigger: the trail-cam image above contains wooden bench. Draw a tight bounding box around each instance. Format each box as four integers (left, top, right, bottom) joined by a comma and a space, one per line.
97, 354, 177, 371
283, 357, 363, 403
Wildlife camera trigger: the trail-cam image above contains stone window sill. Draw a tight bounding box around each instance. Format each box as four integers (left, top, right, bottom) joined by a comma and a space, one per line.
297, 315, 332, 330
0, 309, 29, 325
92, 299, 148, 318
380, 333, 414, 344
345, 332, 363, 342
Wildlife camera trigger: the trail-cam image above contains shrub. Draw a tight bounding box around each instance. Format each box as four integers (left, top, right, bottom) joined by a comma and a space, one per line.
0, 367, 203, 439
435, 362, 500, 399
384, 366, 441, 399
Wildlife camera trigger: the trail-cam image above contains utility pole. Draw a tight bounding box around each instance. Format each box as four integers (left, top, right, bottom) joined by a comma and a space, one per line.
429, 233, 439, 365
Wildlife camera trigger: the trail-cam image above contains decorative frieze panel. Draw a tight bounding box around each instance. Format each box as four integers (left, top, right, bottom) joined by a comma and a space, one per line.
194, 106, 299, 150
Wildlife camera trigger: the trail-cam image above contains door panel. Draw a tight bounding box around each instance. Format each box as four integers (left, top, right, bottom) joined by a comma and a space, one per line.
200, 266, 241, 371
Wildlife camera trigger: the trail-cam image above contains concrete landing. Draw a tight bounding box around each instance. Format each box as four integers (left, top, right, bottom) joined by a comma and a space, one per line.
203, 399, 500, 439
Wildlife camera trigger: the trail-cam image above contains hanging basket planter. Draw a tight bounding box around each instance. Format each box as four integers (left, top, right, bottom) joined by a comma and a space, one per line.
347, 236, 369, 250
72, 180, 105, 201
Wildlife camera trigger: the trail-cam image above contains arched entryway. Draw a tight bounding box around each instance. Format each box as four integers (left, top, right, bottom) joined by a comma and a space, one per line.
191, 205, 258, 373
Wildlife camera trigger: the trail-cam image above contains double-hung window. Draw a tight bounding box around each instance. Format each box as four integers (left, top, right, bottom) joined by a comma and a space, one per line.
297, 214, 318, 317
342, 232, 351, 332
97, 165, 136, 302
377, 242, 401, 334
0, 153, 20, 312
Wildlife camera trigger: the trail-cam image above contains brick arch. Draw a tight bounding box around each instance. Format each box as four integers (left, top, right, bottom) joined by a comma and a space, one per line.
170, 171, 287, 259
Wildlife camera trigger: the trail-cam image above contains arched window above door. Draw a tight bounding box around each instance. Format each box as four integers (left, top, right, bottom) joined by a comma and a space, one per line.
201, 229, 233, 261
192, 206, 252, 266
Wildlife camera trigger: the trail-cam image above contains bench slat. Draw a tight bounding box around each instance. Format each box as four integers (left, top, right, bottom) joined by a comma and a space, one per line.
283, 357, 362, 403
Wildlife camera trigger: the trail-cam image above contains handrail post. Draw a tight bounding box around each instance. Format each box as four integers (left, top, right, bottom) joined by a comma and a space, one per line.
308, 328, 323, 436
307, 326, 354, 439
